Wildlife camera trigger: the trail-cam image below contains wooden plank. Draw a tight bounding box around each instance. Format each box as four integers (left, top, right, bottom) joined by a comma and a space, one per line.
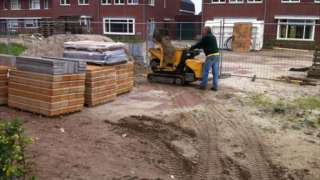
8, 100, 83, 117
0, 97, 7, 105
85, 79, 116, 88
9, 82, 85, 96
0, 87, 8, 96
9, 88, 84, 103
9, 95, 84, 110
85, 84, 117, 94
0, 74, 8, 81
9, 75, 85, 89
85, 89, 116, 99
10, 70, 85, 82
85, 94, 116, 107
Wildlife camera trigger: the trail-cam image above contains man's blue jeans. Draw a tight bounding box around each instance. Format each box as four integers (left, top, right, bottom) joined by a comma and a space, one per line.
200, 55, 220, 88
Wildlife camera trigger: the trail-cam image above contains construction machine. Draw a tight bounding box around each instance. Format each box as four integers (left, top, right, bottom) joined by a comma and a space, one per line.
147, 29, 204, 85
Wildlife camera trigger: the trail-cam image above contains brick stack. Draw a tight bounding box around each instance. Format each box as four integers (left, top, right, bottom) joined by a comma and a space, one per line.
115, 61, 134, 95
0, 66, 9, 105
308, 48, 320, 78
232, 23, 252, 52
85, 65, 117, 107
8, 57, 86, 117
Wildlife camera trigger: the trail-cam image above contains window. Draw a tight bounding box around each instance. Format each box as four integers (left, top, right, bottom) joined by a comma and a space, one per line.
10, 0, 21, 10
101, 0, 112, 4
44, 0, 49, 9
104, 18, 135, 35
247, 0, 262, 3
277, 19, 315, 41
79, 0, 89, 5
7, 20, 19, 29
315, 0, 320, 3
128, 0, 138, 5
114, 0, 124, 5
229, 0, 243, 3
24, 19, 39, 28
148, 0, 155, 6
30, 0, 40, 9
60, 0, 70, 5
211, 0, 226, 3
281, 0, 300, 3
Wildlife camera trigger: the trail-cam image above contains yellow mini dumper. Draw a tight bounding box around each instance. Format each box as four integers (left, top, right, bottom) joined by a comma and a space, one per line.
148, 47, 204, 85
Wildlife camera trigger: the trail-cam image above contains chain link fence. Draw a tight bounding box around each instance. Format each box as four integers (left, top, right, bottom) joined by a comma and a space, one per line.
0, 20, 318, 80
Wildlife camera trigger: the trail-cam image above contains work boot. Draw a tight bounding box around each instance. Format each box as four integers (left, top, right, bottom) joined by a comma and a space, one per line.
211, 87, 218, 91
197, 85, 206, 90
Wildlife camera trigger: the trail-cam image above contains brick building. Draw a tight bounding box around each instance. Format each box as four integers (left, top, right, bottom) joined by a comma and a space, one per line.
0, 0, 196, 38
202, 0, 320, 49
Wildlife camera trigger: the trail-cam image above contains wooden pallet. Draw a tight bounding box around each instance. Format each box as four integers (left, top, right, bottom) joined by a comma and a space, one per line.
85, 65, 117, 107
8, 70, 85, 116
0, 66, 9, 105
115, 62, 134, 95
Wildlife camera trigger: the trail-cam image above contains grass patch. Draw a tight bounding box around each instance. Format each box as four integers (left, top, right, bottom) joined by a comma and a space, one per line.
244, 94, 320, 129
0, 43, 27, 56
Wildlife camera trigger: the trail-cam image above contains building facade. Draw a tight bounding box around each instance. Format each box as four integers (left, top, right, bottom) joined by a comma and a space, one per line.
203, 0, 320, 49
0, 0, 195, 38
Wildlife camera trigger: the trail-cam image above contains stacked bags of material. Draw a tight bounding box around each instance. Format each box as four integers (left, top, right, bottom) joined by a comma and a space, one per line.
63, 41, 128, 65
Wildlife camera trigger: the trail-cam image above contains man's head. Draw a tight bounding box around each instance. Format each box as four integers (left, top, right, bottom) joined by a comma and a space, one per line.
202, 26, 212, 36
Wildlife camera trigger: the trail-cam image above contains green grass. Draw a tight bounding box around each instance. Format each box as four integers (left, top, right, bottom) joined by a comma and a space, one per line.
293, 96, 320, 111
0, 43, 27, 56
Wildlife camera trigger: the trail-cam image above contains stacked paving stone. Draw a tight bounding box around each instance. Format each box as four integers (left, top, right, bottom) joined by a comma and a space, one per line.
308, 48, 320, 78
8, 57, 86, 116
0, 66, 9, 105
115, 61, 134, 95
85, 65, 117, 107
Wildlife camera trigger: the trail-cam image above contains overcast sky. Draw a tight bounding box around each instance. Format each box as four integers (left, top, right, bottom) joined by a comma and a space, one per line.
191, 0, 202, 14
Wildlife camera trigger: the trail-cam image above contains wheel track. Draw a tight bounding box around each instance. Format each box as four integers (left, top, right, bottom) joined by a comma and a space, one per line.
156, 84, 274, 180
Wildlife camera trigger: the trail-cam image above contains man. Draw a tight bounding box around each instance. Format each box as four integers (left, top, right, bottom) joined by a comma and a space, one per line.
190, 26, 220, 91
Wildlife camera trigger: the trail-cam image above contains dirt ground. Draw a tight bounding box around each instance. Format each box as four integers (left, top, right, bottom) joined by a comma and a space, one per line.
0, 72, 319, 179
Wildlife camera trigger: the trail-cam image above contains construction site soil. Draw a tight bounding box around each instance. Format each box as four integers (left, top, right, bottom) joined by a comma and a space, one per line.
1, 73, 319, 179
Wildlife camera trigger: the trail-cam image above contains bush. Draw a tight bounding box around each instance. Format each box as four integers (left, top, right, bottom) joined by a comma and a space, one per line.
0, 43, 27, 56
0, 119, 32, 179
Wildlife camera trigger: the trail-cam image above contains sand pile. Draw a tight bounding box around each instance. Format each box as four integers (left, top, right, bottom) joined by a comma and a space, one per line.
23, 34, 113, 58
153, 29, 175, 65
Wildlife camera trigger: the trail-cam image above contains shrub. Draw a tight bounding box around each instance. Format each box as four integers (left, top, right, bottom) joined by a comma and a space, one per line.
0, 43, 27, 56
0, 119, 32, 179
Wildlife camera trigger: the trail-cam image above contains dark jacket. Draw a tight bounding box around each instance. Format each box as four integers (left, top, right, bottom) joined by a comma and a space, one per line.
190, 32, 219, 56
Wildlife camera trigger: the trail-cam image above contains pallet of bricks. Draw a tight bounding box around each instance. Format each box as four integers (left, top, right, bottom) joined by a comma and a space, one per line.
308, 48, 320, 78
8, 57, 86, 117
0, 54, 15, 106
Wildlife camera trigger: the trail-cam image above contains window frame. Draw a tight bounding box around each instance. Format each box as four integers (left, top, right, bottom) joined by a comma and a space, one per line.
44, 0, 49, 9
315, 0, 320, 3
281, 0, 300, 3
103, 17, 135, 35
247, 0, 263, 3
10, 0, 21, 10
7, 19, 19, 29
276, 19, 315, 41
24, 19, 39, 28
60, 0, 70, 6
78, 0, 89, 5
127, 0, 138, 5
229, 0, 244, 4
29, 0, 41, 10
101, 0, 112, 5
211, 0, 226, 4
114, 0, 125, 5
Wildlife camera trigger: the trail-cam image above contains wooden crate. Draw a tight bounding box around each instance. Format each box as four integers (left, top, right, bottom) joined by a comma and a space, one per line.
85, 65, 117, 107
0, 66, 9, 105
8, 69, 85, 116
